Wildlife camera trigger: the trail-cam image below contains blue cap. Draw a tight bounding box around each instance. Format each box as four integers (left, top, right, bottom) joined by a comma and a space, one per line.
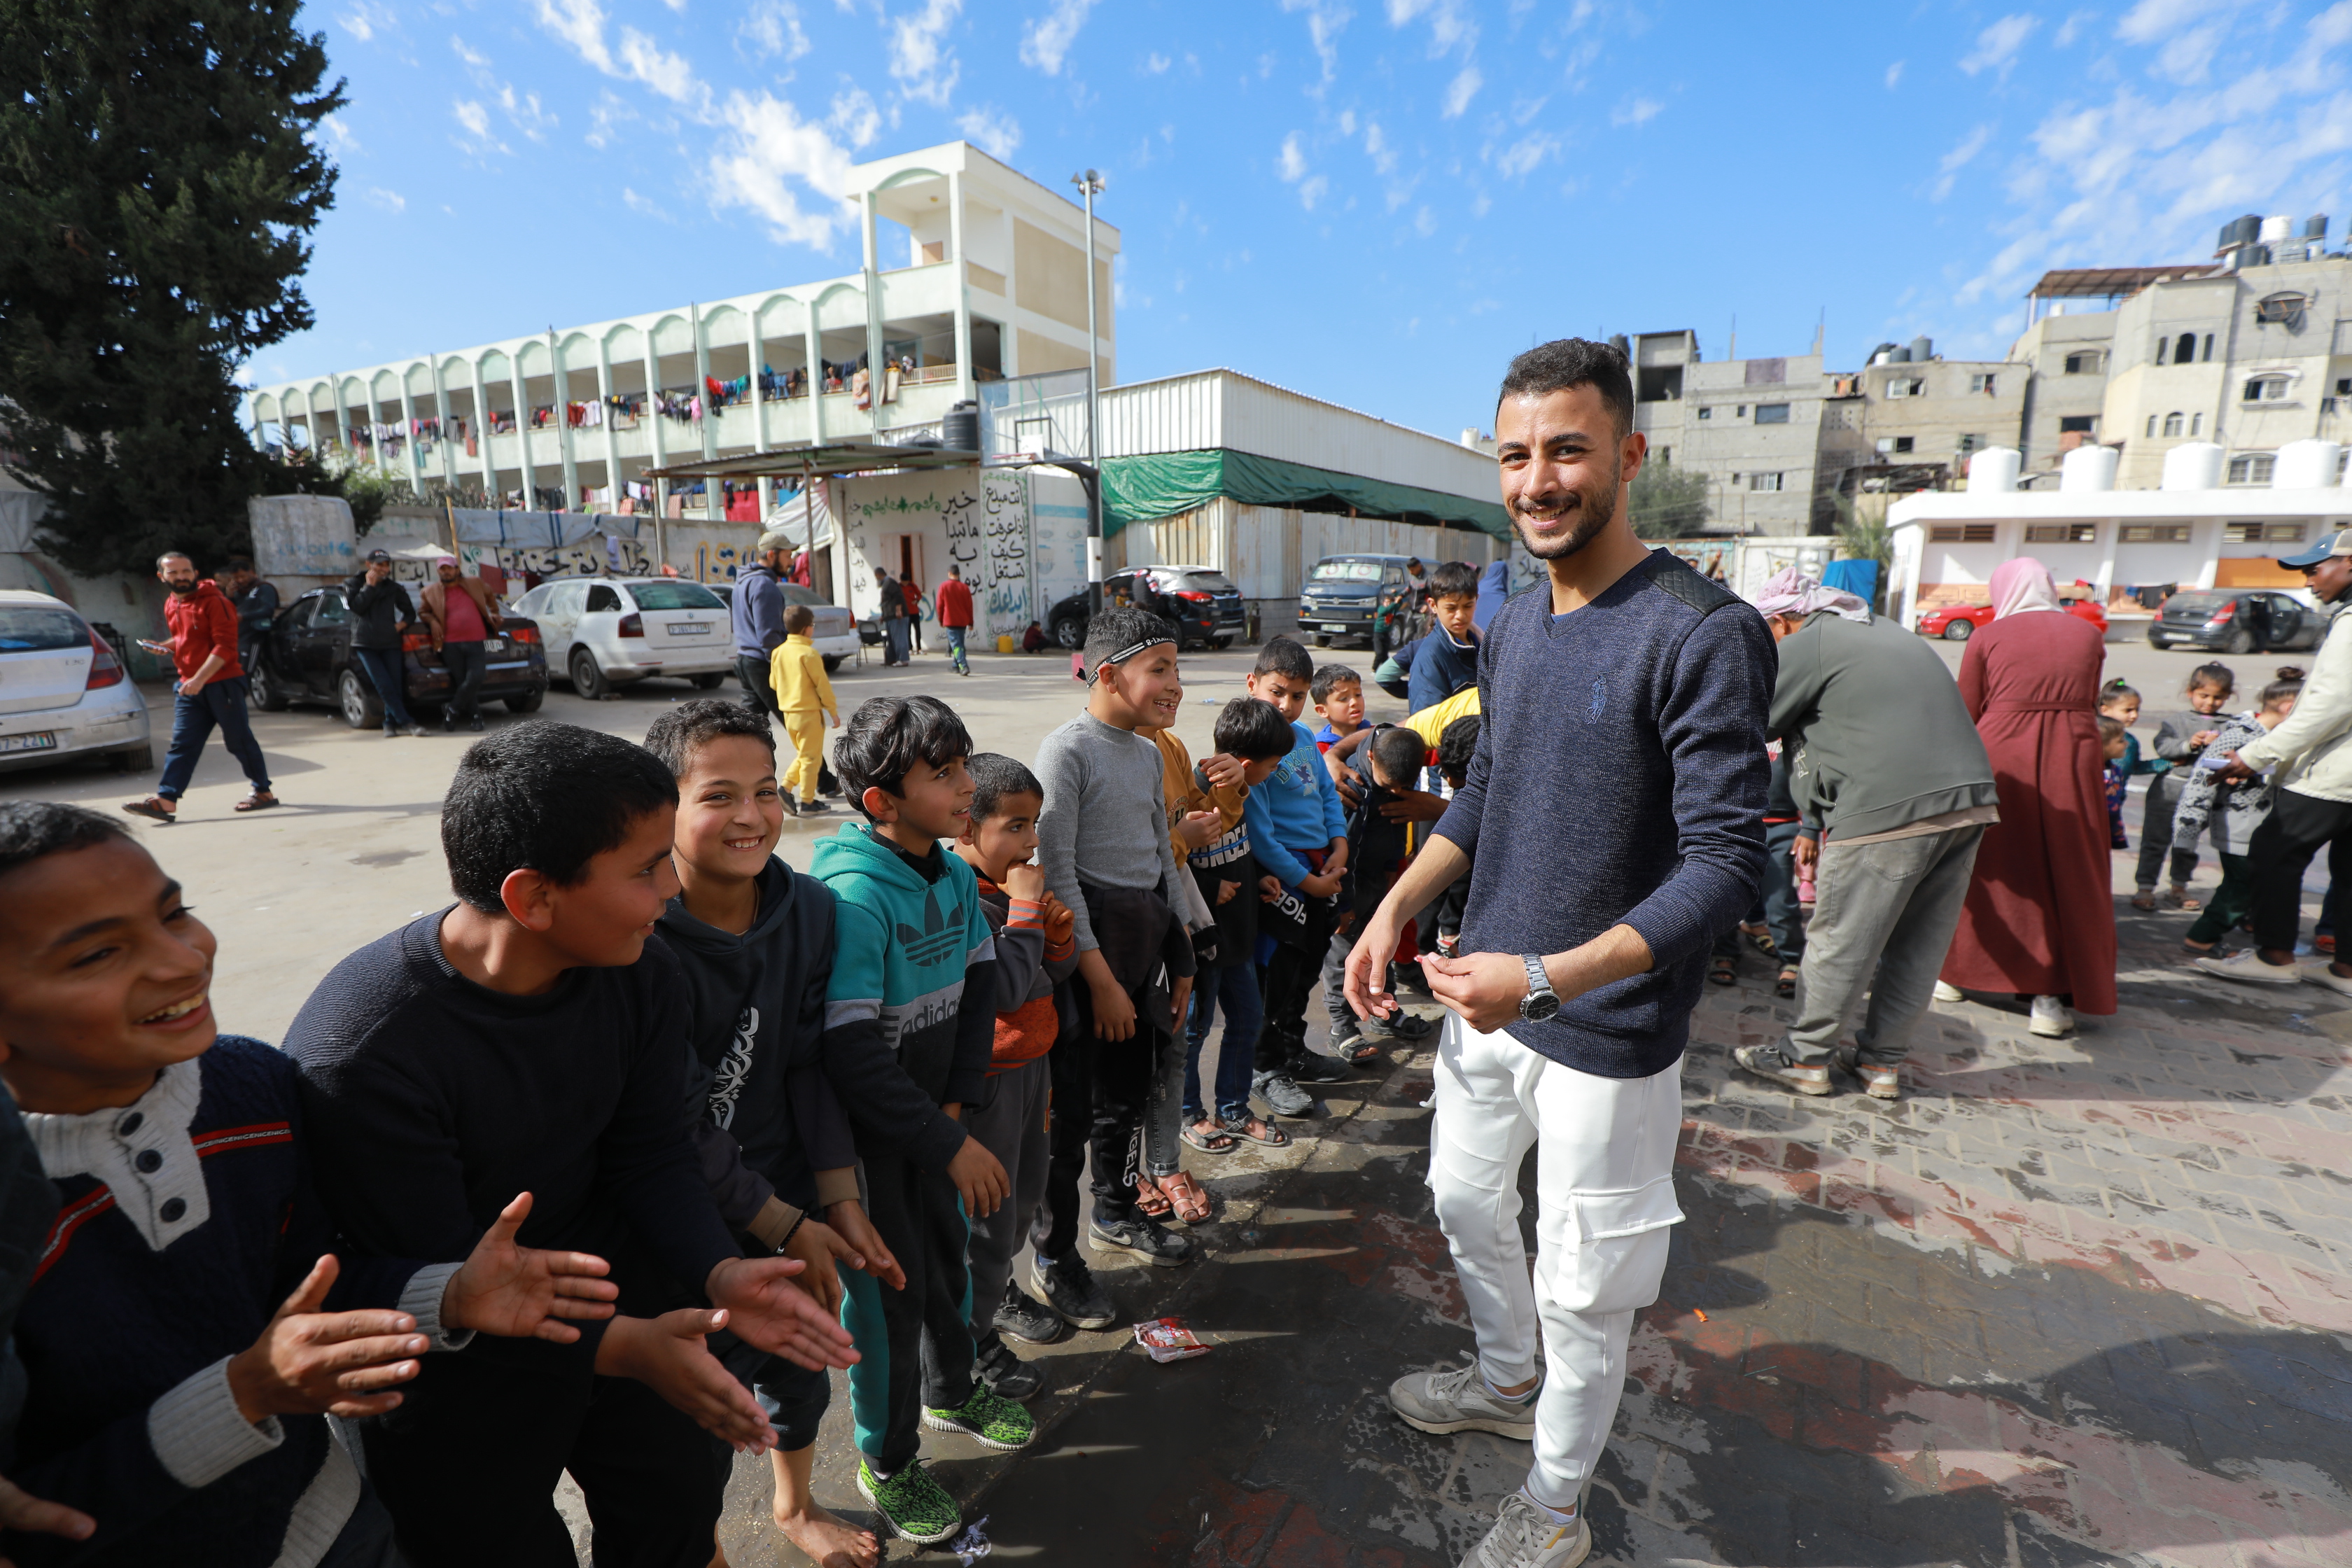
2275, 530, 2348, 568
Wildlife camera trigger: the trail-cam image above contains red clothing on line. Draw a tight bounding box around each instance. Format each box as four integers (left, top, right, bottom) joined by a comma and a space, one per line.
1938, 610, 2118, 1014
934, 576, 974, 629
164, 581, 244, 682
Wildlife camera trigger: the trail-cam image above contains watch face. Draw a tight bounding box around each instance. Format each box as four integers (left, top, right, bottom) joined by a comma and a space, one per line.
1521, 991, 1560, 1022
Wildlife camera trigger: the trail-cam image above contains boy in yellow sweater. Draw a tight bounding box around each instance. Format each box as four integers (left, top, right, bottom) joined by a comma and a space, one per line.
769, 605, 838, 817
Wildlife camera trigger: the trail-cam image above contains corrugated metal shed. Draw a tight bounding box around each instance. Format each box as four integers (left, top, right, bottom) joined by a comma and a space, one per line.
1098, 370, 1497, 507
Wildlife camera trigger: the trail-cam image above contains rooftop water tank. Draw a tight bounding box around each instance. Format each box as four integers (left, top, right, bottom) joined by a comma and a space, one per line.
2220, 214, 2262, 248
1967, 447, 2022, 493
2061, 444, 2119, 493
2274, 438, 2342, 490
941, 400, 981, 456
2161, 442, 2225, 491
2306, 214, 2331, 241
2260, 214, 2295, 243
1909, 335, 1933, 363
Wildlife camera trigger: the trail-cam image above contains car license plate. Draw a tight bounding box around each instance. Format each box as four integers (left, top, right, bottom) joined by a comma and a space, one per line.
1322, 623, 1350, 633
666, 622, 710, 636
0, 732, 56, 755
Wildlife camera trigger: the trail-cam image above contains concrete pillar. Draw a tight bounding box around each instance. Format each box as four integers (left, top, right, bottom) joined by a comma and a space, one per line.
691, 302, 719, 520
509, 357, 537, 509
362, 379, 385, 474
949, 171, 974, 402
596, 337, 622, 517
751, 302, 774, 519
428, 361, 456, 492
469, 358, 496, 500
642, 332, 669, 522
332, 379, 353, 462
861, 192, 884, 438
804, 300, 825, 447
398, 373, 424, 496
550, 330, 580, 512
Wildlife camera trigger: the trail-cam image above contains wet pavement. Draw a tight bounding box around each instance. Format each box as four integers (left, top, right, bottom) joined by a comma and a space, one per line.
710, 855, 2352, 1567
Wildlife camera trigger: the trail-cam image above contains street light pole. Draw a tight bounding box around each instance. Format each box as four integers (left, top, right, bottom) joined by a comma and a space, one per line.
1072, 167, 1105, 617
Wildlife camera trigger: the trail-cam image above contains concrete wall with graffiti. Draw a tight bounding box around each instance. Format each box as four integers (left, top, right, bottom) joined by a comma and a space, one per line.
835, 468, 1044, 640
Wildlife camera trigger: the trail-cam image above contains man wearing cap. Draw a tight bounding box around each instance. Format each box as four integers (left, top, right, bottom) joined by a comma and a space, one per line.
729, 530, 793, 721
342, 550, 426, 737
420, 554, 504, 733
2202, 531, 2352, 990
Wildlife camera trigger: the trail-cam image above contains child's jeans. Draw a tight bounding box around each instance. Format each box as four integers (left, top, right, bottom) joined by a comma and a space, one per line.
1185, 962, 1262, 1124
1144, 1003, 1189, 1180
964, 1058, 1054, 1333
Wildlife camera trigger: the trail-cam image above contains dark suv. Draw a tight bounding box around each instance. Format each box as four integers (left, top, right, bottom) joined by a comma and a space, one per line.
247, 585, 550, 728
1298, 554, 1418, 652
1046, 566, 1247, 650
2147, 589, 2323, 654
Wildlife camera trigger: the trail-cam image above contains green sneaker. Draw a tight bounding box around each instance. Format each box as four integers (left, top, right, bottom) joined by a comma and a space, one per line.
855, 1458, 960, 1545
920, 1382, 1037, 1450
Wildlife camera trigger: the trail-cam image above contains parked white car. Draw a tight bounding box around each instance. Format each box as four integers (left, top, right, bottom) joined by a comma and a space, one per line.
510, 577, 736, 698
0, 589, 153, 773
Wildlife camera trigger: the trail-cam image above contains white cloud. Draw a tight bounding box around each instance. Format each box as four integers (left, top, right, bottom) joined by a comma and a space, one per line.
1021, 0, 1096, 76
1884, 59, 1904, 90
889, 0, 963, 107
707, 89, 861, 246
2316, 2, 2352, 49
365, 186, 406, 213
1145, 50, 1171, 73
587, 92, 640, 149
1278, 132, 1309, 183
451, 99, 510, 155
1493, 131, 1558, 178
1280, 0, 1350, 86
663, 0, 687, 10
339, 1, 395, 42
321, 113, 362, 155
957, 104, 1021, 159
1339, 108, 1357, 134
1365, 120, 1396, 173
1442, 64, 1480, 118
1471, 191, 1490, 218
617, 28, 699, 102
533, 0, 706, 106
1959, 14, 2038, 77
2053, 10, 2095, 47
1298, 174, 1330, 209
831, 86, 882, 148
624, 188, 662, 216
1611, 96, 1662, 127
451, 36, 491, 70
1931, 122, 1994, 200
1385, 0, 1475, 56
741, 0, 812, 61
533, 0, 615, 74
1413, 204, 1438, 237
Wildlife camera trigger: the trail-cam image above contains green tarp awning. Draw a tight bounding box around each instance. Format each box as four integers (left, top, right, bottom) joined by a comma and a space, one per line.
1101, 449, 1508, 540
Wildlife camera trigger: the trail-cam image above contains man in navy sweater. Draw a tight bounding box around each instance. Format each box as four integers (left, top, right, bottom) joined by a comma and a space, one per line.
1346, 339, 1771, 1568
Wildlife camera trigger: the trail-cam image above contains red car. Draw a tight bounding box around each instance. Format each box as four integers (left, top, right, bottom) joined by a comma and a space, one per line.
1917, 596, 2108, 642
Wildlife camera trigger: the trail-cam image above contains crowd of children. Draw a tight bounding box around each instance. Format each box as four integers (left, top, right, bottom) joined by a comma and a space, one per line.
0, 586, 1497, 1567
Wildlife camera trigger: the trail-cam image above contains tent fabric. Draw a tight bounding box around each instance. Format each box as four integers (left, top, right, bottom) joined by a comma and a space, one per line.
1100, 449, 1509, 540
446, 510, 643, 549
1822, 557, 1880, 605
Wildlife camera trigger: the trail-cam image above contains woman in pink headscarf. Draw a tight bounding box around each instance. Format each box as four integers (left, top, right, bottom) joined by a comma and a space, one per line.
1938, 557, 2117, 1033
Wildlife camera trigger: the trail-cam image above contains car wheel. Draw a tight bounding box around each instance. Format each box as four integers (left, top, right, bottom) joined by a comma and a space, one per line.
1214, 635, 1233, 650
692, 671, 727, 690
1312, 634, 1330, 648
2224, 627, 2253, 655
504, 687, 545, 714
570, 647, 609, 699
2147, 629, 2169, 648
248, 659, 290, 711
107, 744, 154, 773
1053, 615, 1086, 651
822, 655, 843, 673
1941, 619, 1973, 642
338, 666, 384, 730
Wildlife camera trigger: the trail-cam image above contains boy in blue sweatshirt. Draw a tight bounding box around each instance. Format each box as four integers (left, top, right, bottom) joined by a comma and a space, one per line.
0, 802, 622, 1568
1241, 638, 1352, 1118
815, 696, 1032, 1547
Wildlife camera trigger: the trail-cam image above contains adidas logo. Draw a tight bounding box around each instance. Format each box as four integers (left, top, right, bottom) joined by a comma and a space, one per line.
895, 889, 965, 968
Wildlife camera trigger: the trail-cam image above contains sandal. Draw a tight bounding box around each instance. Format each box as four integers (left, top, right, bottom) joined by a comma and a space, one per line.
1339, 1032, 1383, 1065
1161, 1171, 1214, 1226
1130, 1175, 1173, 1219
1708, 953, 1738, 986
1744, 925, 1779, 958
233, 792, 279, 813
1775, 966, 1799, 1000
1218, 1112, 1291, 1149
120, 797, 176, 825
2163, 887, 2204, 911
1180, 1118, 1236, 1155
2130, 892, 2157, 911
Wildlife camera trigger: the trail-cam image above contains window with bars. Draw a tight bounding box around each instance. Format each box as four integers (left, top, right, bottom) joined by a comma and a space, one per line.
2227, 454, 2276, 484
2223, 521, 2308, 542
1928, 524, 1997, 542
1748, 472, 1784, 491
2243, 377, 2290, 403
2119, 523, 2194, 542
2024, 523, 2097, 543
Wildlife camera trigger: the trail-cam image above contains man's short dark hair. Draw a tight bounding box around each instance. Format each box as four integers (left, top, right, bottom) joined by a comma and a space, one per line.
1367, 726, 1427, 788
1428, 561, 1479, 600
225, 557, 255, 575
0, 802, 130, 883
1436, 713, 1481, 782
1497, 337, 1634, 437
1252, 636, 1312, 683
1083, 605, 1175, 682
643, 698, 776, 779
155, 551, 191, 570
836, 696, 972, 820
441, 722, 677, 912
785, 603, 814, 634
1310, 664, 1360, 704
968, 752, 1044, 823
1214, 696, 1296, 761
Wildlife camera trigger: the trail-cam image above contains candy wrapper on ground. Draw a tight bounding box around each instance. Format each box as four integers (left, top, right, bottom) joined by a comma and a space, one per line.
1133, 1317, 1209, 1362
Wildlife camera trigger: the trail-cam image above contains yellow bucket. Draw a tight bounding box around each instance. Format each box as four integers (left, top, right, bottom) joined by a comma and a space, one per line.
996, 634, 1016, 654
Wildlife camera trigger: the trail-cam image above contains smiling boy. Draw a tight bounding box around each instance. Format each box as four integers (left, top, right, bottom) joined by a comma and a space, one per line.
0, 802, 622, 1567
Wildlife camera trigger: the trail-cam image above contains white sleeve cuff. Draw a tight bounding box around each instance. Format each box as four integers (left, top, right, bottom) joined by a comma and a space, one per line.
400, 1262, 476, 1352
147, 1355, 281, 1489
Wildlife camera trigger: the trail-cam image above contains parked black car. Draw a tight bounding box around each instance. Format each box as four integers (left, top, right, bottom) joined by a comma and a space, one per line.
1045, 565, 1246, 651
1297, 554, 1418, 652
247, 585, 550, 728
2146, 589, 2323, 654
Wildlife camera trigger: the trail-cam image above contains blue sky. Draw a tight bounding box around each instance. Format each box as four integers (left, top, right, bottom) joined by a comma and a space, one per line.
267, 0, 2352, 441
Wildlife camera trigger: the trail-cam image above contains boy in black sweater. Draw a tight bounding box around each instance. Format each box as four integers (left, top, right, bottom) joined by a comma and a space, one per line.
0, 802, 618, 1567
643, 699, 901, 1568
286, 724, 858, 1568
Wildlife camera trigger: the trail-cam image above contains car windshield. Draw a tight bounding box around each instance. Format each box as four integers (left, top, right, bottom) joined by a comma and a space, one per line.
780, 584, 827, 606
2167, 593, 2231, 612
1310, 561, 1384, 583
0, 608, 87, 652
629, 582, 724, 611
1178, 570, 1238, 592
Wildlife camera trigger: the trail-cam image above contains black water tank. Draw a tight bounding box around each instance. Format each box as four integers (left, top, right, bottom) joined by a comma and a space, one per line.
2220, 214, 2261, 248
943, 400, 981, 456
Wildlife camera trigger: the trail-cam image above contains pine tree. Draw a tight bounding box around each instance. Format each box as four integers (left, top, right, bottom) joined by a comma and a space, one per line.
0, 0, 344, 575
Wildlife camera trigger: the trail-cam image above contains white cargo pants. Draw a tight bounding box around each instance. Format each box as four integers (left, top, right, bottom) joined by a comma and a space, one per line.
1427, 1014, 1684, 1511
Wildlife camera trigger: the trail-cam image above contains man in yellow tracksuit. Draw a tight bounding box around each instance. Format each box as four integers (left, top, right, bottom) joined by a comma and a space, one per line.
769, 604, 839, 816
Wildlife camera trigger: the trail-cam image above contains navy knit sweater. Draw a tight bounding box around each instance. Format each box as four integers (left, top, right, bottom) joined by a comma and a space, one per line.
1434, 552, 1772, 1077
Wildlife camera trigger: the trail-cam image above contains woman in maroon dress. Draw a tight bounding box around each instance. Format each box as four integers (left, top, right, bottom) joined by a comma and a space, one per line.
1939, 557, 2118, 1035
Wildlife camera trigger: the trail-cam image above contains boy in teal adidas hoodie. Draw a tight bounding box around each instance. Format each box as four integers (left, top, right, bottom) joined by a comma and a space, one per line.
813, 694, 1032, 1545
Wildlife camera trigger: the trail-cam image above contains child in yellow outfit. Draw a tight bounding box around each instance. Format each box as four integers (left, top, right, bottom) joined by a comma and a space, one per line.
769, 604, 839, 816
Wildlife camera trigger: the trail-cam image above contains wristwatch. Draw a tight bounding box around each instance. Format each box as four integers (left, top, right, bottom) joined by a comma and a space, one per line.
1518, 954, 1560, 1022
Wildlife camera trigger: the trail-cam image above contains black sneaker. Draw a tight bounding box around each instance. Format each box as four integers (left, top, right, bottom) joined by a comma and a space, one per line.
1030, 1254, 1116, 1330
466, 714, 484, 732
1368, 1009, 1438, 1040
974, 1333, 1047, 1402
1089, 1214, 1195, 1267
993, 1283, 1065, 1345
1291, 1050, 1353, 1084
442, 710, 457, 732
1253, 1070, 1313, 1117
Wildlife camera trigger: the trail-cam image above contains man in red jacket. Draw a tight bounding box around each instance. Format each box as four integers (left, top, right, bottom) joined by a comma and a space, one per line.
935, 564, 976, 676
122, 552, 276, 823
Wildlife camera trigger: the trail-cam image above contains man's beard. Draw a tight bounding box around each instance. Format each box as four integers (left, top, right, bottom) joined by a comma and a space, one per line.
165, 580, 196, 596
1511, 468, 1618, 562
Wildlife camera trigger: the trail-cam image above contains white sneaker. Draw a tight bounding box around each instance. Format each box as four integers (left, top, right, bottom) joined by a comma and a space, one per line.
2197, 949, 2304, 986
1931, 980, 1963, 1003
1387, 1362, 1539, 1441
1464, 1492, 1591, 1568
2303, 960, 2352, 997
2029, 995, 2074, 1037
